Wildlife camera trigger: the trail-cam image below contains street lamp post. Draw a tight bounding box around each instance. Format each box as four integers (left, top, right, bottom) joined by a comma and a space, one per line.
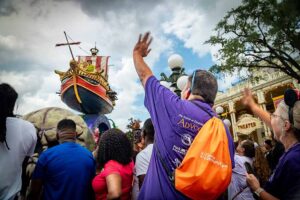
215, 105, 232, 128
160, 54, 187, 96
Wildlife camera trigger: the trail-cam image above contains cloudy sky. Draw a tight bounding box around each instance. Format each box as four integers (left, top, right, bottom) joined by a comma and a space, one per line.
0, 0, 241, 130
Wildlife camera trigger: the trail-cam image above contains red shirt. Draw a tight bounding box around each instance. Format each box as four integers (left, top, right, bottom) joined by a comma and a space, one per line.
92, 160, 134, 200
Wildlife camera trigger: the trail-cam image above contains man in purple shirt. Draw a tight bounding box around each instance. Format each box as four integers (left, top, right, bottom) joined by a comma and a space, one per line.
133, 32, 235, 199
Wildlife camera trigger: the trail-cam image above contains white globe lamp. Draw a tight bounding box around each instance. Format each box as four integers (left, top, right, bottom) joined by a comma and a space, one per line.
177, 75, 189, 91
223, 119, 231, 127
168, 54, 183, 70
215, 106, 224, 114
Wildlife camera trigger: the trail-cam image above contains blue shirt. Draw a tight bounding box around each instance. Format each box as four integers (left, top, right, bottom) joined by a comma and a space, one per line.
264, 143, 300, 199
138, 76, 235, 200
32, 142, 96, 200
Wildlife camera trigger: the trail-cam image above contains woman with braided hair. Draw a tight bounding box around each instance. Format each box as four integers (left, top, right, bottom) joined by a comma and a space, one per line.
242, 88, 300, 200
0, 83, 37, 200
92, 128, 134, 200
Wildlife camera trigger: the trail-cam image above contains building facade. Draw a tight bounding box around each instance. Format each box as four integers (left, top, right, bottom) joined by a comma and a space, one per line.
215, 70, 300, 144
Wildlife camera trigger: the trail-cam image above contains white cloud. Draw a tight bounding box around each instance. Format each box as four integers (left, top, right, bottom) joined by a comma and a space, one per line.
106, 57, 151, 130
0, 0, 241, 130
0, 70, 69, 115
0, 34, 24, 49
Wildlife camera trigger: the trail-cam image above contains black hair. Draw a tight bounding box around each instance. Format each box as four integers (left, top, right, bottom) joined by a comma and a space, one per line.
242, 140, 255, 158
57, 119, 76, 132
264, 139, 273, 148
142, 118, 155, 142
0, 83, 18, 149
188, 70, 218, 104
97, 128, 132, 168
133, 129, 142, 144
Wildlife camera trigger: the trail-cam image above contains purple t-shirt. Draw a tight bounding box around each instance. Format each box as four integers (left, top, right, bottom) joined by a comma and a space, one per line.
138, 76, 235, 200
264, 143, 300, 199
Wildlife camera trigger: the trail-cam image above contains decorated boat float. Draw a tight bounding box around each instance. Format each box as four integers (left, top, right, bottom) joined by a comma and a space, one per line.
55, 33, 117, 114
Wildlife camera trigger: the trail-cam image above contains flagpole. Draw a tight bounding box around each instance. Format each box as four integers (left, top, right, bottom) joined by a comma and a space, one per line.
64, 31, 75, 60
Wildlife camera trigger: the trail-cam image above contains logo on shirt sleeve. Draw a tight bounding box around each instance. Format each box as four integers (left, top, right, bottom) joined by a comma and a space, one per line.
181, 134, 193, 146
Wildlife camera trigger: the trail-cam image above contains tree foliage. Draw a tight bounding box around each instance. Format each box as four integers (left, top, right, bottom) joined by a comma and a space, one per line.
125, 118, 141, 144
206, 0, 300, 81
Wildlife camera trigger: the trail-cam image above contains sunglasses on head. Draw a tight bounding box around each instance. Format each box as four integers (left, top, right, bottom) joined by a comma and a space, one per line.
284, 89, 300, 125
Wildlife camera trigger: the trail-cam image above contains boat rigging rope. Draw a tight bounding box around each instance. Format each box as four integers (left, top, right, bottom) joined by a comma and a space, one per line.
66, 33, 90, 55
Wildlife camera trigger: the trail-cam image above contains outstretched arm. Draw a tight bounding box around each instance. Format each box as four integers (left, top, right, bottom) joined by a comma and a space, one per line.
133, 32, 153, 87
242, 88, 272, 128
246, 174, 279, 200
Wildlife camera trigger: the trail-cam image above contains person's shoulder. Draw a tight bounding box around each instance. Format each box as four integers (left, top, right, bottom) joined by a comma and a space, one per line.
137, 145, 152, 159
136, 150, 146, 161
42, 145, 61, 155
145, 75, 157, 86
234, 154, 245, 165
143, 144, 153, 155
76, 143, 94, 156
37, 148, 54, 163
105, 160, 120, 167
8, 117, 35, 129
282, 145, 300, 166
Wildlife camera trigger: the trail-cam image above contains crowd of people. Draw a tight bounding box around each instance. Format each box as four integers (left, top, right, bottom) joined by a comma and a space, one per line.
1, 32, 300, 200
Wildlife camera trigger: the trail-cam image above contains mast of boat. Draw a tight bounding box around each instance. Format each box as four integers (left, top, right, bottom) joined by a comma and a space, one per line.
55, 31, 80, 60
55, 32, 84, 110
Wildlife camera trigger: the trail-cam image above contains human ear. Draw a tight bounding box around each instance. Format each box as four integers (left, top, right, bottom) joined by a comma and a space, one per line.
284, 120, 292, 132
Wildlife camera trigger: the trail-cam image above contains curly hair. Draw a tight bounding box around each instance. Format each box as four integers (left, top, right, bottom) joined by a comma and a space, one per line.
97, 128, 132, 168
253, 146, 271, 185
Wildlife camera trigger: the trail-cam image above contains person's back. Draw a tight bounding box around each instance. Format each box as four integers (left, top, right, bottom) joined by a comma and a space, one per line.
132, 35, 235, 199
93, 160, 134, 200
0, 83, 37, 200
0, 117, 36, 200
133, 118, 155, 199
140, 94, 223, 199
33, 142, 95, 200
30, 119, 95, 200
133, 33, 235, 199
228, 140, 255, 200
92, 129, 134, 200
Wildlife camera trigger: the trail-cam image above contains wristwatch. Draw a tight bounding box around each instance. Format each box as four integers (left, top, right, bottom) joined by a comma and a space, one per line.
254, 187, 265, 197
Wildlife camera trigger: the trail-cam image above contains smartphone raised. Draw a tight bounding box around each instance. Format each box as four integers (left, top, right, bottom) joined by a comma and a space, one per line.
244, 162, 254, 174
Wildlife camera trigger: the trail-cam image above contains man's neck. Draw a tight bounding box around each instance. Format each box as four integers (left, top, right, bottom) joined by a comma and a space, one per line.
188, 94, 204, 101
144, 140, 153, 148
59, 139, 76, 144
282, 133, 298, 151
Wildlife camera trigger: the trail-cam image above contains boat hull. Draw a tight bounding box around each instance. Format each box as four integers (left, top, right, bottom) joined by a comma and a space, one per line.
61, 76, 113, 114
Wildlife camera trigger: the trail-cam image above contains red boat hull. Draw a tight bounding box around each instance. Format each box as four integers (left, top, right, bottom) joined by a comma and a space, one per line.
61, 76, 113, 114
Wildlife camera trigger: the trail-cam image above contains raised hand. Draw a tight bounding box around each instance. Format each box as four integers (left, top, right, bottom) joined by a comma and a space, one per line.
133, 32, 152, 57
242, 88, 256, 108
246, 173, 260, 191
